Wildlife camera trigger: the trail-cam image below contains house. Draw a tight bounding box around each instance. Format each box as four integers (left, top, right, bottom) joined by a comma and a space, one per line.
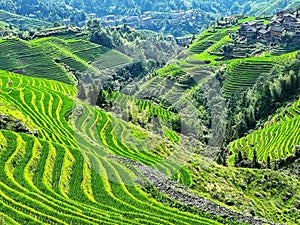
295, 22, 300, 38
106, 15, 115, 21
175, 36, 193, 45
269, 19, 282, 26
127, 16, 139, 22
282, 14, 298, 31
62, 19, 71, 26
277, 9, 294, 18
237, 9, 300, 43
142, 17, 152, 22
245, 27, 257, 39
166, 34, 175, 42
244, 20, 258, 27
87, 13, 96, 20
238, 24, 251, 36
269, 26, 285, 39
257, 25, 267, 30
257, 29, 270, 40
143, 11, 152, 17
295, 22, 300, 32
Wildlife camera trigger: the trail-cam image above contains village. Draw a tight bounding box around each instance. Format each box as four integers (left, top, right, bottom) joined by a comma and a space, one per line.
82, 8, 300, 46
83, 10, 200, 45
237, 9, 300, 43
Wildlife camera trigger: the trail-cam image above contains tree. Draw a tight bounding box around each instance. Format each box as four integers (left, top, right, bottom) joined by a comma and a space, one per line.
96, 89, 107, 108
238, 150, 243, 163
221, 44, 233, 59
267, 155, 271, 169
53, 22, 61, 27
252, 149, 260, 168
90, 30, 113, 48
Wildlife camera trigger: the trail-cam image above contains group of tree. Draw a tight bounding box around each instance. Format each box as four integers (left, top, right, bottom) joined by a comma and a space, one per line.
232, 146, 300, 170
225, 52, 300, 143
0, 0, 86, 25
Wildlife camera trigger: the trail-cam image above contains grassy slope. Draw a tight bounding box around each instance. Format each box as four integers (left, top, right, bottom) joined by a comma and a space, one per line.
229, 98, 300, 162
130, 15, 300, 224
0, 14, 299, 224
0, 70, 241, 225
0, 35, 132, 84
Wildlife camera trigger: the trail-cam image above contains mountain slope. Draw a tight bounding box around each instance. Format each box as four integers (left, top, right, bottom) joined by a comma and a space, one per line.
229, 97, 300, 162
1, 7, 300, 225
0, 70, 260, 225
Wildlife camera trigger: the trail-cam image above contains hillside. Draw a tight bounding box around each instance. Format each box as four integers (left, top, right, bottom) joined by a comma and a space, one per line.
1, 69, 300, 224
229, 97, 300, 162
1, 5, 300, 225
0, 34, 134, 84
121, 11, 300, 223
0, 70, 271, 225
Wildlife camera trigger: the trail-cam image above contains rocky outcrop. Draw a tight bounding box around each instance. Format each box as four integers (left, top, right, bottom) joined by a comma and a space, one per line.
108, 155, 280, 225
0, 114, 38, 136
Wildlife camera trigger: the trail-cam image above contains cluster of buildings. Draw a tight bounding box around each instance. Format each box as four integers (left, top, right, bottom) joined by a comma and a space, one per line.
96, 10, 200, 28
84, 11, 198, 45
213, 15, 243, 28
238, 9, 300, 42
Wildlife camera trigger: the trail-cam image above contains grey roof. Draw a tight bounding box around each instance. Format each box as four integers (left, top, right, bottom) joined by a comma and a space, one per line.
258, 25, 267, 30
258, 29, 269, 35
270, 19, 282, 24
270, 26, 285, 32
239, 25, 251, 31
247, 27, 257, 32
284, 14, 297, 19
246, 20, 258, 26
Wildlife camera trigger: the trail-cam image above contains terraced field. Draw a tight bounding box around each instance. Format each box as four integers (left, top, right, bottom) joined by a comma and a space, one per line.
229, 98, 300, 162
65, 39, 109, 62
92, 50, 133, 70
113, 92, 175, 123
0, 36, 133, 85
33, 37, 109, 62
222, 59, 275, 96
0, 70, 243, 224
0, 38, 76, 84
189, 29, 234, 54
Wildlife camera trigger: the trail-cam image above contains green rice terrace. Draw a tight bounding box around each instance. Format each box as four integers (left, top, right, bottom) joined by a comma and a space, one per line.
0, 36, 132, 84
1, 6, 300, 225
1, 68, 300, 225
0, 70, 257, 225
229, 97, 300, 163
222, 59, 276, 96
